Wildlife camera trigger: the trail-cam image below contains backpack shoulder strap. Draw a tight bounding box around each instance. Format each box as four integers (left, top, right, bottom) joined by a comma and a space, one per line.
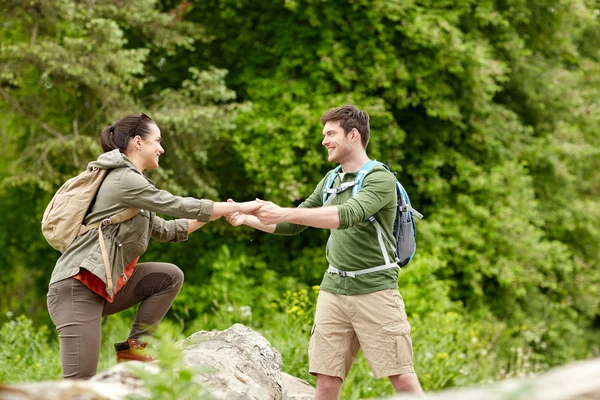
77, 207, 141, 298
79, 207, 141, 235
352, 159, 383, 195
322, 165, 343, 204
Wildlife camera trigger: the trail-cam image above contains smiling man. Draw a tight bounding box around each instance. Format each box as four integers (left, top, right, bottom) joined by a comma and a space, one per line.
226, 104, 423, 399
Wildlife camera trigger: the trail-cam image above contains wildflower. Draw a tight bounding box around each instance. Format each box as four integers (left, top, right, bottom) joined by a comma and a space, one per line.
240, 305, 252, 319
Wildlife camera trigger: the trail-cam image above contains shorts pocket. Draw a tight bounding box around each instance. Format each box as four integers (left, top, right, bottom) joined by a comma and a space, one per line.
381, 321, 413, 366
381, 320, 411, 336
396, 334, 414, 366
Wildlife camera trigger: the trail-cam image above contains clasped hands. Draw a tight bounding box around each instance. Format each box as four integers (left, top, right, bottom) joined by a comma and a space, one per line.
226, 198, 288, 226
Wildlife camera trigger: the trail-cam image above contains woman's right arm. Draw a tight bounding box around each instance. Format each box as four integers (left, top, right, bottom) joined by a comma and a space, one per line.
211, 201, 263, 219
187, 201, 263, 233
120, 169, 259, 222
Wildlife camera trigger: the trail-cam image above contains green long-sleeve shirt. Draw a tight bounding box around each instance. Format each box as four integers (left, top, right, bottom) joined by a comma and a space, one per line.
275, 165, 399, 295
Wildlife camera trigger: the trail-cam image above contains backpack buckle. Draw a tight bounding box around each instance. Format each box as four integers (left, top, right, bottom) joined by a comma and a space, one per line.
101, 218, 112, 226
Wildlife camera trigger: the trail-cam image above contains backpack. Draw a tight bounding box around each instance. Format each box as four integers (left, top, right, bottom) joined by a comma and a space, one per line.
42, 163, 139, 296
322, 160, 423, 275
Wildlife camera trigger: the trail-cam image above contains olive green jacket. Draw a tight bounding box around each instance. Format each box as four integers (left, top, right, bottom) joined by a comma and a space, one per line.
49, 150, 214, 289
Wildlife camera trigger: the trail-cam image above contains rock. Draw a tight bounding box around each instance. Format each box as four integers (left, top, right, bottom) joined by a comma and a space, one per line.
0, 380, 132, 400
281, 372, 315, 400
0, 324, 306, 400
184, 323, 284, 399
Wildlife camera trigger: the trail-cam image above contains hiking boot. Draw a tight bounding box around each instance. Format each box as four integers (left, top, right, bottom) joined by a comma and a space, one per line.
114, 338, 157, 363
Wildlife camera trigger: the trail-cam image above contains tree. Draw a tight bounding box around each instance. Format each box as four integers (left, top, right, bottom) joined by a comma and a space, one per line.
177, 0, 600, 367
0, 0, 243, 322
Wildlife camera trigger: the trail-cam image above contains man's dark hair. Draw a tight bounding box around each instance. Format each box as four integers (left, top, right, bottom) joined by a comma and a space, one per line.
320, 104, 370, 149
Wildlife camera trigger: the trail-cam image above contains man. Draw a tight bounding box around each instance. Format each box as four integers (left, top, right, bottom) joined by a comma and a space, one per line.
227, 105, 423, 399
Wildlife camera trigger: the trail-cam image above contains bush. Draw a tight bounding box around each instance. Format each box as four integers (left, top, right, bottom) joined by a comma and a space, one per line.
0, 314, 61, 383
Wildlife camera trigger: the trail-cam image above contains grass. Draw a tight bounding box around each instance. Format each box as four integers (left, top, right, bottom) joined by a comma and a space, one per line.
0, 297, 561, 399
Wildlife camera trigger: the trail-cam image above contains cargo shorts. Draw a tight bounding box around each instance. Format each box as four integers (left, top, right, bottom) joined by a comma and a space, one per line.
308, 288, 414, 380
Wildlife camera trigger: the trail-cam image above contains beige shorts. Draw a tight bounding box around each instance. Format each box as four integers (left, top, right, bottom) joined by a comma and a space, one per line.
308, 288, 414, 380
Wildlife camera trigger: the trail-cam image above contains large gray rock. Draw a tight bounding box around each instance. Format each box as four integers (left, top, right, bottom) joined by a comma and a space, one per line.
281, 373, 315, 400
184, 323, 284, 399
0, 379, 132, 400
0, 324, 314, 400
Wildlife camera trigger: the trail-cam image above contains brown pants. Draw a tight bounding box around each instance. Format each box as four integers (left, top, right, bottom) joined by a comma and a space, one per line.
46, 262, 184, 379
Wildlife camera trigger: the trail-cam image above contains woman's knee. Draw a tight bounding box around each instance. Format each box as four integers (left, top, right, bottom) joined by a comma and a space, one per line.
166, 263, 184, 288
131, 262, 184, 298
155, 262, 184, 290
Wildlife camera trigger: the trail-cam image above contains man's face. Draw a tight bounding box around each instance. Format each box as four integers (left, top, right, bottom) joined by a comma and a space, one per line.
322, 120, 353, 163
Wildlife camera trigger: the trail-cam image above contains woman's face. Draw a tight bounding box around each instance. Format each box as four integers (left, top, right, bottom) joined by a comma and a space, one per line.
138, 123, 164, 170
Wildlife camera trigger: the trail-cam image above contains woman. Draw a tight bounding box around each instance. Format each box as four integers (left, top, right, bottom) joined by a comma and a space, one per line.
46, 113, 260, 379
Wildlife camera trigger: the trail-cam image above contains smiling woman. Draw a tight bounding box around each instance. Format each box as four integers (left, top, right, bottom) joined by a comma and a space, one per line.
102, 113, 165, 172
45, 112, 262, 380
100, 113, 163, 172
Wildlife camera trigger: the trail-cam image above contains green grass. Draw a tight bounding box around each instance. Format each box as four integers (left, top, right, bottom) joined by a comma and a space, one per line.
0, 290, 575, 399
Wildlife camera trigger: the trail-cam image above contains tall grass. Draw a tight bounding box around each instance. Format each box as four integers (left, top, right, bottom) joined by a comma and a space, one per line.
0, 288, 562, 399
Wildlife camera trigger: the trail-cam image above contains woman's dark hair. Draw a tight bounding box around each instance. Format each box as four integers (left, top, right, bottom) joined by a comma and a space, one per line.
100, 113, 155, 153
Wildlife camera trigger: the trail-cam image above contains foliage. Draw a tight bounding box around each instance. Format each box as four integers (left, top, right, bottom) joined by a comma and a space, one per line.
127, 325, 212, 400
0, 0, 243, 323
0, 315, 61, 382
0, 0, 241, 195
182, 0, 600, 371
1, 0, 599, 398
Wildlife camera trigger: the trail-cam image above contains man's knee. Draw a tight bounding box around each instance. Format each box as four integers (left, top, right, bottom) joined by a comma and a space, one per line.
316, 374, 343, 390
389, 372, 423, 393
